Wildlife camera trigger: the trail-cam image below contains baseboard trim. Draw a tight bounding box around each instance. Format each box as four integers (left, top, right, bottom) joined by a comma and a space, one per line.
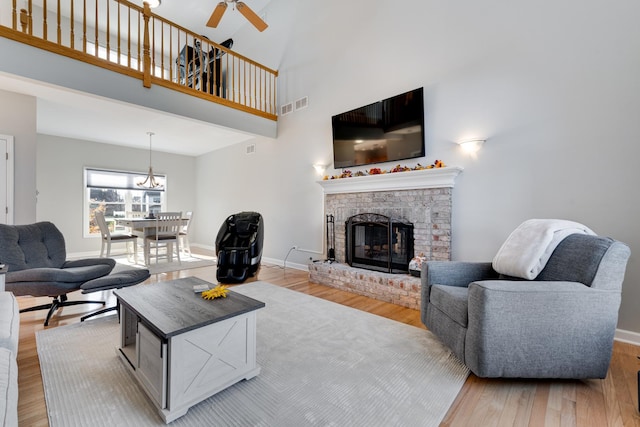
261, 256, 308, 272
615, 328, 640, 346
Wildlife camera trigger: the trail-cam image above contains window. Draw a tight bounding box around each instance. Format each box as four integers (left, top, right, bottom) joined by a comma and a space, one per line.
84, 168, 166, 237
85, 41, 169, 78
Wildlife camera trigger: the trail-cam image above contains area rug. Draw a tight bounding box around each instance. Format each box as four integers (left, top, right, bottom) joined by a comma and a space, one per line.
36, 281, 469, 427
111, 253, 216, 275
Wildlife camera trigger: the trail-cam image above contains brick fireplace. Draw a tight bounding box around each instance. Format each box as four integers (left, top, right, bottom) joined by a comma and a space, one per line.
309, 167, 462, 309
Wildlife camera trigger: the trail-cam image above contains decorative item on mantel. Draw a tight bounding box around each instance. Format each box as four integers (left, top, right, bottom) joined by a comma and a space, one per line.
317, 164, 463, 195
323, 160, 446, 180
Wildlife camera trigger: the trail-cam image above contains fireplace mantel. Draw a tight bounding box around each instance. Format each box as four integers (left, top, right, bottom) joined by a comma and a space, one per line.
317, 166, 463, 194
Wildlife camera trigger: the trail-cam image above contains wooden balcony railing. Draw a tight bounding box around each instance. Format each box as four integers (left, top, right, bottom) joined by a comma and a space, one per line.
0, 0, 278, 120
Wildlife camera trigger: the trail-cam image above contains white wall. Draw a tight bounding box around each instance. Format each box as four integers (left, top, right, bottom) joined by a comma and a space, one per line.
37, 134, 197, 254
0, 89, 37, 224
195, 0, 640, 334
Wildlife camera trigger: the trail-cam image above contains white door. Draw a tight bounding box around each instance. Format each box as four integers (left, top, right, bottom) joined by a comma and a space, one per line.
0, 135, 14, 225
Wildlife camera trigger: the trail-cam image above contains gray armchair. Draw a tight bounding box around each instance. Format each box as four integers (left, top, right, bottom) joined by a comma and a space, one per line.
0, 222, 116, 326
421, 233, 630, 379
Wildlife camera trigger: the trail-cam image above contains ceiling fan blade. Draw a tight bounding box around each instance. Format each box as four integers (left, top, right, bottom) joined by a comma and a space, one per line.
206, 2, 227, 28
236, 2, 268, 32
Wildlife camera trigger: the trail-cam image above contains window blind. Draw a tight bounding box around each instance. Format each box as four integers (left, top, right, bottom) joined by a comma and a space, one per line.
85, 168, 166, 191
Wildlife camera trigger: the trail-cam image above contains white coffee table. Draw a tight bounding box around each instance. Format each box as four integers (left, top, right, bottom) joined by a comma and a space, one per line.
114, 277, 265, 423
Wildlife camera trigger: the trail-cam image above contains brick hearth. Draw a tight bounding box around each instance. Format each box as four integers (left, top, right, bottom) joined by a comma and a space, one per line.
311, 167, 462, 309
309, 262, 422, 309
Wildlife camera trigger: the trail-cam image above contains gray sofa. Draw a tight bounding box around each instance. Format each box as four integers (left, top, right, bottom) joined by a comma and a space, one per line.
421, 233, 630, 378
0, 291, 19, 426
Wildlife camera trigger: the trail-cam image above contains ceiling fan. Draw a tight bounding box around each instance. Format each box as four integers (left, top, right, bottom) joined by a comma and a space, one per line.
207, 1, 268, 32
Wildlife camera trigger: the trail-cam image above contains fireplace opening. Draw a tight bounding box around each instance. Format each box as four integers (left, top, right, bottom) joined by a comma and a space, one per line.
345, 213, 414, 274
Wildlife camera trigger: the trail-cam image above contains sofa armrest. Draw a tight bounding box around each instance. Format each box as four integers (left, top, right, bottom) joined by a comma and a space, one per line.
421, 261, 497, 305
423, 261, 498, 287
0, 348, 18, 427
465, 280, 621, 378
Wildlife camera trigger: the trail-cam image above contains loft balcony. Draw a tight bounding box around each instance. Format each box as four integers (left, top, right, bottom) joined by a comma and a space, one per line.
0, 0, 278, 136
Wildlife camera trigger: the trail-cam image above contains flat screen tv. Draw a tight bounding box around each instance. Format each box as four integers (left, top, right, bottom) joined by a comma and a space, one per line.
332, 88, 425, 169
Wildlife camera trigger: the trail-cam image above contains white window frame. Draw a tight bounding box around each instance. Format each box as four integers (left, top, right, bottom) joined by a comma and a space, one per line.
83, 167, 167, 238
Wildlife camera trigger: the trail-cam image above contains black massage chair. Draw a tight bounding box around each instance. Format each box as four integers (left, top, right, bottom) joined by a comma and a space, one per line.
215, 211, 264, 283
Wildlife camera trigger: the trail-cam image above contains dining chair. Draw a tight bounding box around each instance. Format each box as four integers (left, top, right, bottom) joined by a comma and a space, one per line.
144, 211, 182, 266
95, 211, 138, 263
180, 211, 193, 257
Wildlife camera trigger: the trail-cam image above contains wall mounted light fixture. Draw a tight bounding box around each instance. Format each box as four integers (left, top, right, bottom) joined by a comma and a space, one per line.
313, 163, 327, 176
457, 139, 485, 154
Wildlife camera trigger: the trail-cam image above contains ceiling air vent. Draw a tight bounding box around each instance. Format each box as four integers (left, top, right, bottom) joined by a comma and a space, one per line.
295, 96, 308, 111
280, 102, 293, 116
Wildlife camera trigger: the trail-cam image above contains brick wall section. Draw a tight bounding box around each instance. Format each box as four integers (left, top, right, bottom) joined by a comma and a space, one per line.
308, 262, 422, 309
310, 187, 453, 310
325, 187, 453, 261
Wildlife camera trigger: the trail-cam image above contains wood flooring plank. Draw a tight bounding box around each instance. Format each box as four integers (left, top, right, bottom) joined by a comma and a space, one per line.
496, 381, 535, 427
528, 382, 551, 427
440, 374, 486, 427
479, 380, 512, 426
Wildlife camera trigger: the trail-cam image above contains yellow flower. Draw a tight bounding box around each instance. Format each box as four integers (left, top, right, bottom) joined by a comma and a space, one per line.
201, 284, 230, 300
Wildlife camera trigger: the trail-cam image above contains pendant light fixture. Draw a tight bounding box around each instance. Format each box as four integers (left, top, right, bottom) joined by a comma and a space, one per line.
137, 131, 163, 189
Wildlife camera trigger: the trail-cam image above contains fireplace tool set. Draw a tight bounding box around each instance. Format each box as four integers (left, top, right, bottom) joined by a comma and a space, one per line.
326, 214, 336, 262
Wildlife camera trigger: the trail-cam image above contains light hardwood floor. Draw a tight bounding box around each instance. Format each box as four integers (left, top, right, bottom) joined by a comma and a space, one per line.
14, 260, 640, 426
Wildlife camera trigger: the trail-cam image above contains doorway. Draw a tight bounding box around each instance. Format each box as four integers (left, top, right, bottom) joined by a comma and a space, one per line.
0, 135, 14, 224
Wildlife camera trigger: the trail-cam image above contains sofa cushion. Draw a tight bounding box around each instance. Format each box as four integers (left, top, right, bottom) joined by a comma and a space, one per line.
0, 222, 66, 271
0, 348, 18, 427
0, 293, 19, 355
7, 264, 113, 284
429, 285, 469, 327
536, 234, 612, 286
81, 269, 150, 293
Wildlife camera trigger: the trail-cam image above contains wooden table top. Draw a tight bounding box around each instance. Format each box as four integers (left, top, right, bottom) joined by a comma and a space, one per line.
114, 277, 265, 339
116, 217, 189, 228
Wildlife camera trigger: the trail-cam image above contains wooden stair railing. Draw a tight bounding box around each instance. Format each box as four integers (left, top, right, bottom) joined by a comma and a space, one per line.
0, 0, 278, 120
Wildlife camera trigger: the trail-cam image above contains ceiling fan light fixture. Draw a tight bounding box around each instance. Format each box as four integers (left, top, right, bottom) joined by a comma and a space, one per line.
207, 2, 228, 27
237, 2, 268, 32
206, 0, 268, 32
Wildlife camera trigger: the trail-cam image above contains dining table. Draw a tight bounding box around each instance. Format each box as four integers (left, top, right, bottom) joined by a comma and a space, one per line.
116, 216, 189, 236
116, 216, 190, 265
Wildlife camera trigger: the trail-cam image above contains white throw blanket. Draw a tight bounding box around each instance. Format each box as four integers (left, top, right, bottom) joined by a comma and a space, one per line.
492, 219, 596, 279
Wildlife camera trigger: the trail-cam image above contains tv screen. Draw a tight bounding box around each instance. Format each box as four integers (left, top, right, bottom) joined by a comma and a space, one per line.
332, 88, 425, 169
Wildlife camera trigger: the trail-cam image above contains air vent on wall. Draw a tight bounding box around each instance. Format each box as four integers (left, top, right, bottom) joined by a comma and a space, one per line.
295, 96, 308, 111
280, 102, 293, 116
246, 144, 256, 155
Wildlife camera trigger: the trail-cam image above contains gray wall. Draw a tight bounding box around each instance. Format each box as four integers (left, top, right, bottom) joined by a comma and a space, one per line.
0, 90, 37, 224
36, 134, 197, 254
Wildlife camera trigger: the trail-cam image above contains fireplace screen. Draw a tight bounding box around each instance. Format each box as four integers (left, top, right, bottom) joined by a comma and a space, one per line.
345, 213, 414, 274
